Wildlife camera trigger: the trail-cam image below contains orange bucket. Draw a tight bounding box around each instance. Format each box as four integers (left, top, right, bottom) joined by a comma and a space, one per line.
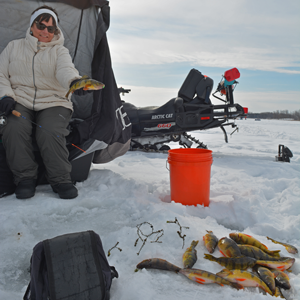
167, 148, 213, 206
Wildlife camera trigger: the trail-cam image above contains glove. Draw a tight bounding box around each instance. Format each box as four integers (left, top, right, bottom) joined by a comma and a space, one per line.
0, 97, 16, 115
70, 78, 94, 96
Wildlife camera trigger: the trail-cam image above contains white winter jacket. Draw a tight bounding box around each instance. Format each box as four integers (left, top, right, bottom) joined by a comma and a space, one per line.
0, 27, 81, 111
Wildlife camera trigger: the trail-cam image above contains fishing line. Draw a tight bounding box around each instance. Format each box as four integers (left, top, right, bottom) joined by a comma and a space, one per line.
11, 110, 86, 153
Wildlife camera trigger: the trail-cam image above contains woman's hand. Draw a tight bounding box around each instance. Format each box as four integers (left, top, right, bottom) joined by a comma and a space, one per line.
0, 97, 16, 115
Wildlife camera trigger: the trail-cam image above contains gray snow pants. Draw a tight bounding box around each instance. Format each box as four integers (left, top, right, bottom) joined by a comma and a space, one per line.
0, 103, 72, 185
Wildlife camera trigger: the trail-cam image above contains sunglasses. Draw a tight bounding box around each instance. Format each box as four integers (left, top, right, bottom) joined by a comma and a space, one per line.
35, 21, 57, 34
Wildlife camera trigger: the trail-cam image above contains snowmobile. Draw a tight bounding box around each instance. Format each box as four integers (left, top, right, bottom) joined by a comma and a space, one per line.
120, 68, 247, 153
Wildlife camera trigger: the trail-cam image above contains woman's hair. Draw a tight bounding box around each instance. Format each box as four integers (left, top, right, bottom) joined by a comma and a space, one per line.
31, 5, 60, 28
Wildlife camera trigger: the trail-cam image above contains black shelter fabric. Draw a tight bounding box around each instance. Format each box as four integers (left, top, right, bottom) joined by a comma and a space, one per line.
29, 0, 108, 10
74, 4, 132, 163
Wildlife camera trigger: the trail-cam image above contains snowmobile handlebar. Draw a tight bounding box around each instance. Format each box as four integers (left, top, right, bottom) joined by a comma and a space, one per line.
118, 87, 131, 95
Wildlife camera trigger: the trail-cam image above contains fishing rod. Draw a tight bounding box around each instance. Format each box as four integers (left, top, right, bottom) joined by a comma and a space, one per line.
10, 110, 86, 153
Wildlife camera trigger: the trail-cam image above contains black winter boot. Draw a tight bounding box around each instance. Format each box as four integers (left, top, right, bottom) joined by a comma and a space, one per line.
15, 179, 36, 199
52, 183, 78, 199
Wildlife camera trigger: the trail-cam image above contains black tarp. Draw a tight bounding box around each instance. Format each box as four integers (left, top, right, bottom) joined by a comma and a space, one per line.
66, 2, 132, 163
44, 0, 108, 9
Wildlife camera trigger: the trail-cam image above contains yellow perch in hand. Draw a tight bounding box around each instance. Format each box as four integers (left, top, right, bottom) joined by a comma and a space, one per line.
66, 75, 105, 97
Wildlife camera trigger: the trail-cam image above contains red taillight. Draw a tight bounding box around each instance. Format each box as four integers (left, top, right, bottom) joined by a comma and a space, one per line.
201, 116, 210, 120
243, 107, 248, 114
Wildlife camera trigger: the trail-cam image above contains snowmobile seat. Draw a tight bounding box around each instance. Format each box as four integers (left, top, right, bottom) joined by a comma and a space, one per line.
135, 99, 176, 119
195, 76, 213, 104
178, 68, 205, 102
178, 69, 213, 106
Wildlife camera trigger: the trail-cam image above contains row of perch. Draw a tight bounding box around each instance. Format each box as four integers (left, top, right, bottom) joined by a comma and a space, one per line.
136, 231, 297, 298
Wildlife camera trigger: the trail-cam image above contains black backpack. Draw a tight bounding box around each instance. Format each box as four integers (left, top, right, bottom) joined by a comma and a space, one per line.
23, 230, 118, 300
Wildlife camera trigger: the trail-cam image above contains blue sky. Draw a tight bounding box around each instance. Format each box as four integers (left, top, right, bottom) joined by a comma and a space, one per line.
108, 0, 300, 113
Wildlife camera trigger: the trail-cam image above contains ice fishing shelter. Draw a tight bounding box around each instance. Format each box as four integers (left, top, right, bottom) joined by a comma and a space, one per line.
0, 0, 132, 184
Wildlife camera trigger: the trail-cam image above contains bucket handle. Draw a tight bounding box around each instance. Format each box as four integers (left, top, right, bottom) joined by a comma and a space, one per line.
166, 160, 169, 171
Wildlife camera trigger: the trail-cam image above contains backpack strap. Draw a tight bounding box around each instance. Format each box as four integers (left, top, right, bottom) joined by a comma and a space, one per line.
43, 231, 107, 300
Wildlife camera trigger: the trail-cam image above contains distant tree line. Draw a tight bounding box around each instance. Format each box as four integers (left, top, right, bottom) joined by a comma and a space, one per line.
247, 110, 300, 120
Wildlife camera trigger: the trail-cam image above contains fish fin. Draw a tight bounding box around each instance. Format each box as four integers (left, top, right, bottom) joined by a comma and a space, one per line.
65, 90, 70, 98
216, 269, 232, 276
195, 278, 205, 284
236, 278, 246, 281
203, 254, 213, 261
272, 250, 281, 253
81, 75, 89, 79
262, 243, 268, 249
206, 230, 213, 233
244, 234, 252, 238
216, 283, 224, 286
83, 87, 89, 90
232, 283, 244, 290
266, 249, 281, 257
192, 240, 199, 246
219, 250, 226, 257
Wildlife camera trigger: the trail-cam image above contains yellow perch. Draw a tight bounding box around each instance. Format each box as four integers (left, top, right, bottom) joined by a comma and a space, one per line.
267, 236, 298, 254
218, 237, 242, 257
204, 254, 256, 270
66, 75, 105, 97
182, 240, 198, 269
238, 244, 281, 261
179, 268, 243, 290
255, 266, 276, 295
216, 268, 273, 295
136, 258, 181, 273
256, 257, 295, 271
271, 269, 291, 290
203, 230, 218, 254
229, 232, 281, 257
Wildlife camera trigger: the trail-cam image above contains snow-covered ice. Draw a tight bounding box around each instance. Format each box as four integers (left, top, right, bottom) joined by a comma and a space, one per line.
0, 119, 299, 299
